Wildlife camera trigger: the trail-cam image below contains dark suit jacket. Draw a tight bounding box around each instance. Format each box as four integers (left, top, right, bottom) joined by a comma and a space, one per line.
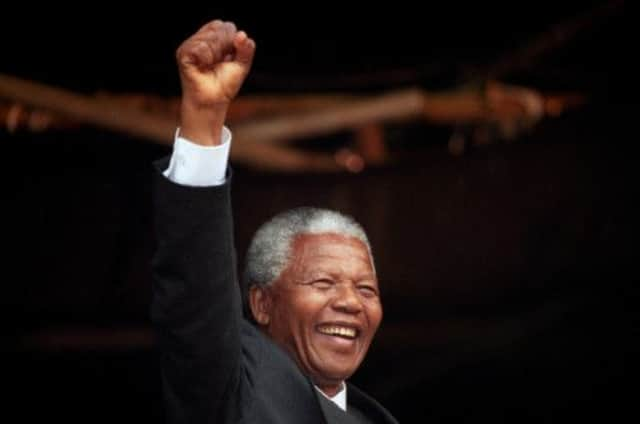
151, 163, 398, 423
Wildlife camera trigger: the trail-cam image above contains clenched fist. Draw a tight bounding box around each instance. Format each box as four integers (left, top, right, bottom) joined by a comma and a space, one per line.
176, 20, 256, 145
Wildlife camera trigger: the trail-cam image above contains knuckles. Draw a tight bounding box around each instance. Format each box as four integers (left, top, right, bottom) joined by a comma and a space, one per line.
176, 22, 238, 65
175, 20, 248, 69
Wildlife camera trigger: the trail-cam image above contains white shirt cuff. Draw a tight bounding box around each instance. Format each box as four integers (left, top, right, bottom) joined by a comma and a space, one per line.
162, 126, 232, 186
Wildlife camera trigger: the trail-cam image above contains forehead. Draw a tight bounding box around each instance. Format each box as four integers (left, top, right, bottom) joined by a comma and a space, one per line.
288, 232, 373, 272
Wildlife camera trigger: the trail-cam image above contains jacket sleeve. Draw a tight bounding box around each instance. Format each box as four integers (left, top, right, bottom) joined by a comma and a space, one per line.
151, 159, 242, 423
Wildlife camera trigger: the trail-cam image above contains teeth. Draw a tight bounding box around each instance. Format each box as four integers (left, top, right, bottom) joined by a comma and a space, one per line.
318, 325, 357, 338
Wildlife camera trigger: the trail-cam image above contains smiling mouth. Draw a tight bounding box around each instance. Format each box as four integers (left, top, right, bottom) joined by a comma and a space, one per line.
316, 324, 359, 339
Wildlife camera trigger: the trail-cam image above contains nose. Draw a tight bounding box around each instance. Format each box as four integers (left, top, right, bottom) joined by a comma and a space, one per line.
331, 284, 363, 314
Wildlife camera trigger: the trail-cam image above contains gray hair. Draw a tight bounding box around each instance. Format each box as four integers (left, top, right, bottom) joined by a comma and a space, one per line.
242, 207, 374, 288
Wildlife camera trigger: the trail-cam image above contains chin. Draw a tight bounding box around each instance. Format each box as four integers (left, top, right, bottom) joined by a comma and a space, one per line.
316, 361, 359, 382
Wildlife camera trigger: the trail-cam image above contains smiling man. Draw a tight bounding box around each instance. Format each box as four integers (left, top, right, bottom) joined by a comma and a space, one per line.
247, 213, 383, 400
151, 20, 397, 423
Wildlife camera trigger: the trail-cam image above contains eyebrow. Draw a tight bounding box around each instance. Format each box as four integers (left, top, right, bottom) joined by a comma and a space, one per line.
306, 271, 377, 284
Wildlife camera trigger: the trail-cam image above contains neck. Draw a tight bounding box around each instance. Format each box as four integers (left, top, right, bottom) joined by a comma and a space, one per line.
317, 381, 344, 398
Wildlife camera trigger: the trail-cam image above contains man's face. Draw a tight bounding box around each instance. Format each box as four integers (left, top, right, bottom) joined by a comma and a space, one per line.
252, 233, 382, 391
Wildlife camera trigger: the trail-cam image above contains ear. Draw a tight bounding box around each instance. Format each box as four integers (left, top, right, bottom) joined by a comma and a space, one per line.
249, 285, 272, 326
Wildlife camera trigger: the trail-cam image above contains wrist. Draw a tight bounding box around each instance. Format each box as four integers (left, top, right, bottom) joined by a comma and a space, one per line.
179, 101, 228, 146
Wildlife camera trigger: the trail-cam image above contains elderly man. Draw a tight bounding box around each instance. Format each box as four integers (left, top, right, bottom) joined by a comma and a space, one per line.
152, 20, 397, 423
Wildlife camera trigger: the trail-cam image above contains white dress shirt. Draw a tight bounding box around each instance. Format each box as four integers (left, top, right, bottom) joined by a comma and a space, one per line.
162, 127, 348, 411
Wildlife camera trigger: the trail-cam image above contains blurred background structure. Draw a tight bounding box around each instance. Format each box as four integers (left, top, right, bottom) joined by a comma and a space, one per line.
2, 1, 636, 422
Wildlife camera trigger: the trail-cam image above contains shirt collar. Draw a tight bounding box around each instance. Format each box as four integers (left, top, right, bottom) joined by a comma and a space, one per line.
315, 382, 347, 411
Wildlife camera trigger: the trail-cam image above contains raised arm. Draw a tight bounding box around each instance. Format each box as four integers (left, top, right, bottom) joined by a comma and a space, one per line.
151, 20, 255, 423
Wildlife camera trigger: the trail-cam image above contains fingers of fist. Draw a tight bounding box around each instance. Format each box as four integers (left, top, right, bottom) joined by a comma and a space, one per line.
176, 20, 240, 69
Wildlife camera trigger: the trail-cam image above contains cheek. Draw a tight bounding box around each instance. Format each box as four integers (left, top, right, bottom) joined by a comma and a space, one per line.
290, 292, 332, 331
267, 293, 294, 335
272, 292, 324, 331
367, 302, 383, 330
294, 294, 326, 320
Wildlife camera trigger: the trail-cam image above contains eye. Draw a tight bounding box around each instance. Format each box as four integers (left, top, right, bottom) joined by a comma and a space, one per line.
357, 285, 378, 298
311, 279, 334, 290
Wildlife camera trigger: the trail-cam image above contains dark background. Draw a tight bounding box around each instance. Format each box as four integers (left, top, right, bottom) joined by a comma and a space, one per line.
3, 1, 637, 422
